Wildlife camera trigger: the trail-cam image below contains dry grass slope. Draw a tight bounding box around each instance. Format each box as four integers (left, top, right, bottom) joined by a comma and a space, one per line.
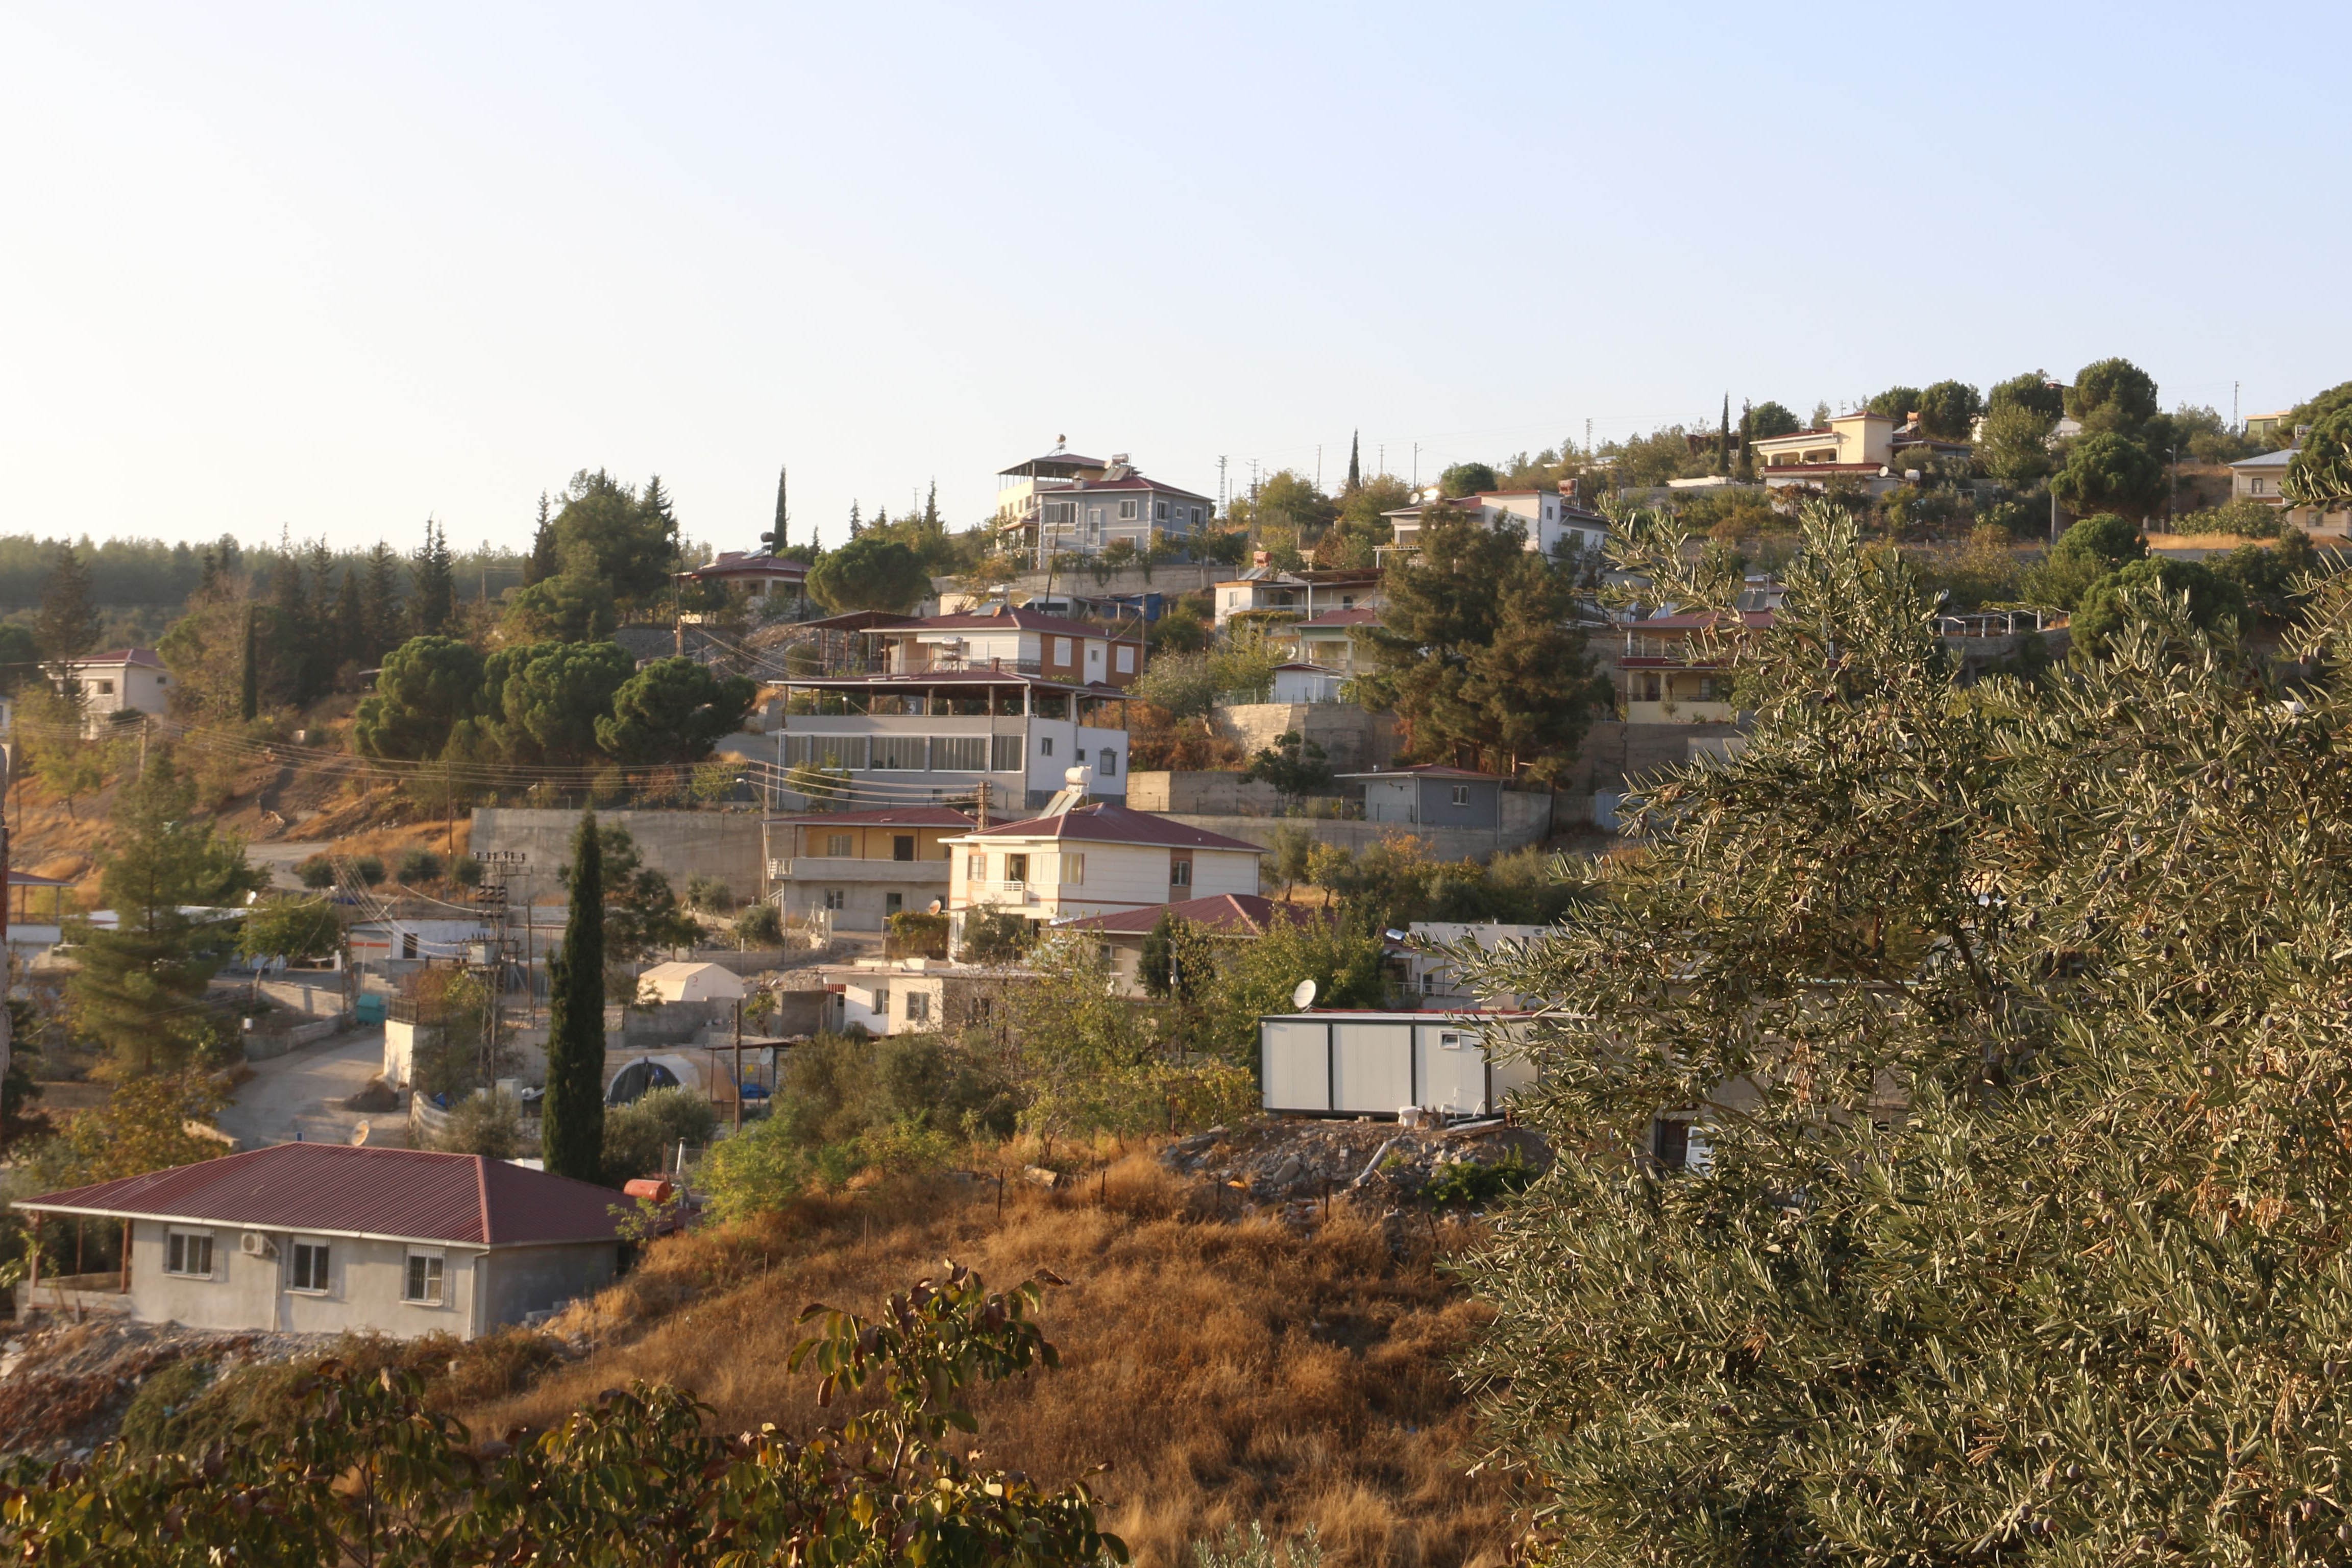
464, 1156, 1512, 1568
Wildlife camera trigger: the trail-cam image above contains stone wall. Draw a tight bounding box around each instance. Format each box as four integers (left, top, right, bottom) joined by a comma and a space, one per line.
1126, 772, 1294, 815
1211, 702, 1397, 772
470, 810, 768, 898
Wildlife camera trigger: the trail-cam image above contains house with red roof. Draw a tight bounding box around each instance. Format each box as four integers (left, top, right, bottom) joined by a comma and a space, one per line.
991, 446, 1215, 568
1615, 609, 1773, 723
10, 1143, 626, 1339
1337, 764, 1507, 829
689, 550, 810, 612
1379, 489, 1609, 564
1058, 892, 1324, 995
942, 794, 1265, 944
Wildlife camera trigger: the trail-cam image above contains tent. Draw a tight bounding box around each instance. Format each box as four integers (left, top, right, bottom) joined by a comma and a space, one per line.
638, 961, 748, 1004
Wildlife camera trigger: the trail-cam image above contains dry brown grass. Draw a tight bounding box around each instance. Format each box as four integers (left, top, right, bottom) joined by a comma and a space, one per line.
462, 1157, 1512, 1568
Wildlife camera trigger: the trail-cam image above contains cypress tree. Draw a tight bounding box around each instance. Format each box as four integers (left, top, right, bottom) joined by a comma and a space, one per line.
524, 493, 556, 587
1346, 430, 1361, 493
411, 522, 455, 638
239, 606, 260, 722
1717, 391, 1732, 476
769, 465, 789, 554
364, 542, 405, 662
543, 811, 607, 1184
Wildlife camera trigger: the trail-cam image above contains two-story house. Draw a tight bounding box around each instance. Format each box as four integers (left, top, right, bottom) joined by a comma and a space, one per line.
761, 806, 973, 931
1616, 609, 1771, 723
1212, 563, 1385, 629
1752, 410, 1970, 495
863, 607, 1145, 690
2228, 446, 2350, 534
1380, 489, 1609, 562
689, 550, 810, 613
993, 446, 1216, 566
944, 794, 1265, 949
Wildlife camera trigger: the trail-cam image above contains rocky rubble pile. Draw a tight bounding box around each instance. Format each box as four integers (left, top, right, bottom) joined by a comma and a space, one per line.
1160, 1116, 1551, 1218
0, 1318, 333, 1461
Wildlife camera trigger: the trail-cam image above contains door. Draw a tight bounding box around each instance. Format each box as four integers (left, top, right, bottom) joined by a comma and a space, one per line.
892, 835, 915, 862
1085, 643, 1105, 680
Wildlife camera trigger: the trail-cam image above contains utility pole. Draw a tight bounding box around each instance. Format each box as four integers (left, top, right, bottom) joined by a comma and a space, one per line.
1586, 418, 1593, 459
1413, 443, 1419, 489
1218, 455, 1228, 516
1316, 444, 1322, 492
2234, 381, 2241, 432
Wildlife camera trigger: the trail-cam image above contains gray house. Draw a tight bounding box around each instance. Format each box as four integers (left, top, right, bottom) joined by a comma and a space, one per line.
11, 1143, 625, 1339
1340, 764, 1504, 829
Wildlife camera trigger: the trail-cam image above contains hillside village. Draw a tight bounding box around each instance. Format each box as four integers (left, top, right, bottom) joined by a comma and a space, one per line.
4, 361, 2352, 1563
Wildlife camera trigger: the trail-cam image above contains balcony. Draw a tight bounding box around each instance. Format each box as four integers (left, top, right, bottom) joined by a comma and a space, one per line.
966, 880, 1039, 906
769, 857, 951, 884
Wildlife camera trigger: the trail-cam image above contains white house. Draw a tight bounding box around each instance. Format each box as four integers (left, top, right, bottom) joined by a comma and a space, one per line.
761, 805, 971, 931
864, 607, 1145, 690
1270, 663, 1346, 704
993, 447, 1216, 566
1212, 565, 1385, 628
2227, 447, 2350, 533
818, 956, 1032, 1037
1380, 490, 1609, 561
63, 648, 173, 723
944, 790, 1264, 945
689, 551, 810, 611
11, 1143, 625, 1339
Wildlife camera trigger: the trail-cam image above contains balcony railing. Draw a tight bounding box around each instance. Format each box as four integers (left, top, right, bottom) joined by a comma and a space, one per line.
967, 880, 1038, 904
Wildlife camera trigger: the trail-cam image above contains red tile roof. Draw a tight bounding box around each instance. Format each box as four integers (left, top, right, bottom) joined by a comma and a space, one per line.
693, 551, 809, 579
769, 806, 974, 828
1050, 473, 1214, 504
75, 647, 165, 669
1057, 893, 1324, 936
11, 1143, 626, 1247
953, 802, 1265, 852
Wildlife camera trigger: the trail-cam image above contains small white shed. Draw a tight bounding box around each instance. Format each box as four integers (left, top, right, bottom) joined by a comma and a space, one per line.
1257, 1009, 1535, 1119
638, 962, 748, 1004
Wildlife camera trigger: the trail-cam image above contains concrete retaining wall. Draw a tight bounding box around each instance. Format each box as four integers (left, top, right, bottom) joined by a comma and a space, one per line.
470, 810, 768, 897
1128, 772, 1297, 815
1211, 703, 1396, 772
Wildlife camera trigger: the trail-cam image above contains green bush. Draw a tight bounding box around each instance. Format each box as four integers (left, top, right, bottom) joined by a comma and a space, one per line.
433, 1090, 523, 1159
350, 854, 385, 887
396, 848, 444, 884
297, 855, 336, 890
602, 1085, 721, 1184
1426, 1147, 1539, 1209
732, 903, 783, 947
684, 874, 732, 913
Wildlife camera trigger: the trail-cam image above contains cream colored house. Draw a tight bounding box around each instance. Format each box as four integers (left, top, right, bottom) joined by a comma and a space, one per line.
2228, 448, 2350, 533
1380, 489, 1609, 562
944, 798, 1264, 946
65, 648, 173, 723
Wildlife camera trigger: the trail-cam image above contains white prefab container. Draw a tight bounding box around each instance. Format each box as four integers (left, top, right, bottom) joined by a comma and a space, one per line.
1257, 1011, 1534, 1118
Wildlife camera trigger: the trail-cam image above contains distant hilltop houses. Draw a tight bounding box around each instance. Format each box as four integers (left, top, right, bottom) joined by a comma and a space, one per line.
992, 443, 1216, 568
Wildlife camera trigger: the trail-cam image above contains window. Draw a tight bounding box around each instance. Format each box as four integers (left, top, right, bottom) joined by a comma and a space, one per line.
96, 680, 115, 695
1098, 749, 1117, 777
2252, 479, 2266, 495
1040, 736, 1054, 756
1054, 636, 1073, 664
870, 734, 926, 770
892, 835, 916, 862
1227, 592, 1240, 607
1115, 646, 1135, 674
885, 892, 903, 916
825, 832, 855, 857
1075, 747, 1087, 763
1450, 784, 1469, 806
1118, 500, 1138, 521
991, 734, 1023, 772
289, 1240, 331, 1293
966, 853, 985, 879
166, 1230, 214, 1279
1061, 853, 1086, 886
823, 888, 847, 911
905, 991, 931, 1023
1169, 853, 1193, 888
1086, 507, 1104, 537
403, 1251, 445, 1305
931, 734, 987, 772
1191, 507, 1204, 525
1154, 500, 1169, 521
1005, 853, 1028, 884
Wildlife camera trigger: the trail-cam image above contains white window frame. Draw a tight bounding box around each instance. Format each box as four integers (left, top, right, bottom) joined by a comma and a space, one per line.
1098, 749, 1118, 777
905, 990, 932, 1024
1054, 636, 1073, 664
403, 1249, 446, 1306
1450, 784, 1470, 806
1061, 852, 1086, 886
1115, 645, 1135, 673
1169, 854, 1193, 888
288, 1238, 331, 1294
966, 852, 985, 880
1118, 499, 1139, 521
1154, 500, 1169, 521
1040, 736, 1054, 756
165, 1228, 215, 1279
825, 832, 855, 857
823, 888, 847, 911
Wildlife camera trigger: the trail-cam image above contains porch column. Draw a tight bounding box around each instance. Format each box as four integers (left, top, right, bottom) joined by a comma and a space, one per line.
120, 1219, 131, 1294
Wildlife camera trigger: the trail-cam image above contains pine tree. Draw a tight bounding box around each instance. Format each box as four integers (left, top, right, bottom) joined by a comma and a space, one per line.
270, 533, 317, 706
921, 480, 941, 534
1345, 430, 1361, 493
642, 474, 677, 557
848, 501, 863, 538
335, 567, 365, 671
1735, 398, 1756, 482
239, 606, 259, 722
36, 542, 104, 682
364, 542, 405, 661
411, 522, 455, 638
524, 493, 557, 587
543, 812, 607, 1183
768, 465, 790, 555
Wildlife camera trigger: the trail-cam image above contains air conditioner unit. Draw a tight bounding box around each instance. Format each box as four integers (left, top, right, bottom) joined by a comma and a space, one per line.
240, 1232, 275, 1258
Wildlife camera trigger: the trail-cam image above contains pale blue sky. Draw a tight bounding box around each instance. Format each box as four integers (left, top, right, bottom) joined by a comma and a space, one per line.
3, 2, 2345, 554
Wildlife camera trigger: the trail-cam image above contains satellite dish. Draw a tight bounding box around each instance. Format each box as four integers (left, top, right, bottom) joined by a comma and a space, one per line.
1291, 978, 1318, 1011
351, 1120, 371, 1147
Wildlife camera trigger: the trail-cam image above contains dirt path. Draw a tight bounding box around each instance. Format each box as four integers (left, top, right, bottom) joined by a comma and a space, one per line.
216, 1026, 402, 1149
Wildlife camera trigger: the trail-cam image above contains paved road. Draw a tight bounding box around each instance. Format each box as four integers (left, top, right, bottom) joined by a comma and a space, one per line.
243, 841, 331, 891
216, 1026, 404, 1149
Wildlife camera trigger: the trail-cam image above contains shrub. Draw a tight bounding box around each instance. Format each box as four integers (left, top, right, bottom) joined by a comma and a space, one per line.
350, 854, 386, 887
451, 856, 483, 889
433, 1090, 523, 1158
732, 902, 783, 947
1192, 1522, 1325, 1568
957, 908, 1032, 965
396, 848, 444, 884
1426, 1147, 1538, 1209
684, 874, 732, 913
297, 855, 336, 890
602, 1085, 720, 1184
